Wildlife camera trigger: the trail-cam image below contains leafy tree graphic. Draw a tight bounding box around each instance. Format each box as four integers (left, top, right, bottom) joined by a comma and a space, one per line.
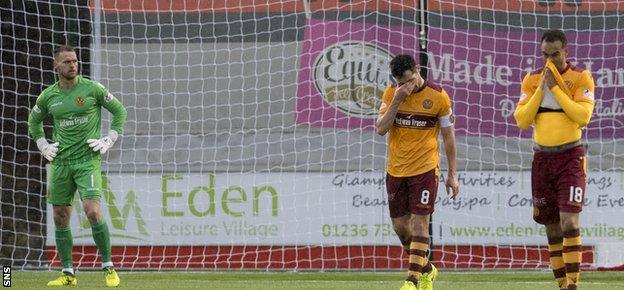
121, 190, 148, 236
101, 174, 123, 229
102, 174, 149, 237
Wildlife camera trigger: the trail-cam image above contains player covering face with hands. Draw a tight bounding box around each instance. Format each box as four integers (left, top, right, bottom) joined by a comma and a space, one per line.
376, 54, 459, 290
28, 45, 127, 287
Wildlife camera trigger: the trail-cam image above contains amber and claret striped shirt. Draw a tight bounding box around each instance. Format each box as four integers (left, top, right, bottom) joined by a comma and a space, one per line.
378, 81, 452, 177
515, 61, 595, 147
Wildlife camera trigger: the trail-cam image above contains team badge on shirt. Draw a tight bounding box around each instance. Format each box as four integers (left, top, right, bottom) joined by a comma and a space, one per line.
76, 96, 85, 106
422, 99, 433, 109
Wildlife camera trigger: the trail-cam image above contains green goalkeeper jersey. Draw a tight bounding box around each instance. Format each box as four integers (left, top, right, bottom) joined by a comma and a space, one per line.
28, 76, 127, 164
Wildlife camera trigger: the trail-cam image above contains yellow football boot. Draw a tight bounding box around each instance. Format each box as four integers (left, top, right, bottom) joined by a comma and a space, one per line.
104, 267, 120, 287
418, 264, 438, 290
47, 272, 77, 286
399, 280, 418, 290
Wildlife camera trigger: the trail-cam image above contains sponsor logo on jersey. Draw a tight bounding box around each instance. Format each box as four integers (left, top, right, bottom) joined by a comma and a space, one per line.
394, 113, 438, 129
76, 96, 85, 106
59, 116, 89, 127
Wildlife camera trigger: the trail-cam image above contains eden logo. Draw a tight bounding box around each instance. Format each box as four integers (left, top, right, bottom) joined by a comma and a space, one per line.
73, 175, 149, 241
161, 174, 279, 218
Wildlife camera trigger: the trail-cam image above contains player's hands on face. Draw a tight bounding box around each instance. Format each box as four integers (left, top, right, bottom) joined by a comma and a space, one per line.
445, 171, 460, 200
394, 78, 418, 103
36, 139, 59, 162
542, 68, 557, 89
87, 131, 118, 154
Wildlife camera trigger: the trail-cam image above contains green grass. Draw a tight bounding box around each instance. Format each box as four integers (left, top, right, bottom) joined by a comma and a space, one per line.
9, 270, 624, 289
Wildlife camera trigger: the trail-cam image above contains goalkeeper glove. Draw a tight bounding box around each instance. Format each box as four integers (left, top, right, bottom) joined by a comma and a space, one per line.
87, 130, 119, 154
36, 138, 59, 162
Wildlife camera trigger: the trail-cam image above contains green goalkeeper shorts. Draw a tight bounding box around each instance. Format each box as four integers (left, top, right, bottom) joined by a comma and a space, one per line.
47, 159, 102, 205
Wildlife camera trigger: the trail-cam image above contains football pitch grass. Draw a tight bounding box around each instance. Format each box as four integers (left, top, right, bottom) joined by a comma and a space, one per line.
10, 270, 624, 289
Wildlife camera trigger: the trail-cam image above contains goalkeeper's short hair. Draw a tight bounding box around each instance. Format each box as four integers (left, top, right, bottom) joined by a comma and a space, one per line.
54, 45, 76, 58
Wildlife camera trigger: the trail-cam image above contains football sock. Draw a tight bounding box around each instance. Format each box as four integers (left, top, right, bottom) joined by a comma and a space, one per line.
92, 221, 112, 264
407, 236, 429, 282
563, 229, 582, 290
548, 236, 567, 289
55, 226, 73, 269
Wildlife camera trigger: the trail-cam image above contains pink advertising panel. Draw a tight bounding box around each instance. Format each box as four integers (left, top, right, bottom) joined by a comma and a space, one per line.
296, 19, 419, 129
427, 28, 624, 138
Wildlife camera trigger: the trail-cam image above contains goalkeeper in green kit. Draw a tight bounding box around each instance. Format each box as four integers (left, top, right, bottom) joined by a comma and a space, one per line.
28, 46, 126, 287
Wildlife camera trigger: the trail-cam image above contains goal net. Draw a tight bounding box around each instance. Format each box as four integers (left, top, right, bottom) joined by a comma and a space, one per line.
2, 0, 623, 271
